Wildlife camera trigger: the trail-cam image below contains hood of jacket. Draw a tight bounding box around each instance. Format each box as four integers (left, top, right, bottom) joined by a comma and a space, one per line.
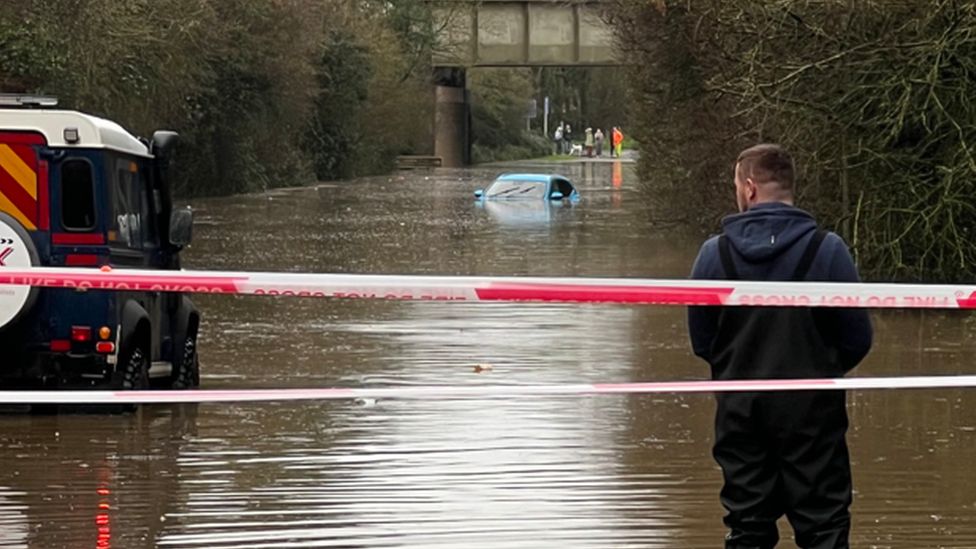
720, 202, 817, 263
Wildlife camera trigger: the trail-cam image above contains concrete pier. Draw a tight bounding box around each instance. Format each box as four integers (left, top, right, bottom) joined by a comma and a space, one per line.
433, 68, 470, 168
430, 0, 618, 166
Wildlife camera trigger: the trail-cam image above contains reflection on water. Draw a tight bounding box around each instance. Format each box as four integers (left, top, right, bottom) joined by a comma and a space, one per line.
0, 404, 199, 548
0, 162, 974, 547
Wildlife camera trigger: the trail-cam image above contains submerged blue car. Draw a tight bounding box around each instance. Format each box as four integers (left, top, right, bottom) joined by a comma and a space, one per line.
474, 174, 579, 201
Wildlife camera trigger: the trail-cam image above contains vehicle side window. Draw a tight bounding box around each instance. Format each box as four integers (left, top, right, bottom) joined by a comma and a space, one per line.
110, 160, 142, 248
138, 166, 157, 247
554, 179, 574, 197
61, 160, 96, 230
140, 189, 156, 247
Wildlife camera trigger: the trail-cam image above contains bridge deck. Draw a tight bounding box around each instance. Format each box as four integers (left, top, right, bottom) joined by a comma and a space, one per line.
432, 1, 617, 68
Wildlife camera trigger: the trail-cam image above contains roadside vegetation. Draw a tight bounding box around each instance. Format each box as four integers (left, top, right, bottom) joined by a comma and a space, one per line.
0, 0, 434, 195
0, 1, 629, 197
609, 0, 976, 281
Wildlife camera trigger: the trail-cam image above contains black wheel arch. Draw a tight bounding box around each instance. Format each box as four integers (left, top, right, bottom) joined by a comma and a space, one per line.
119, 300, 151, 358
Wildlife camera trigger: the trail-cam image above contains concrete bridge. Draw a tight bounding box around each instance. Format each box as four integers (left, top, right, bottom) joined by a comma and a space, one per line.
429, 0, 619, 166
432, 0, 616, 68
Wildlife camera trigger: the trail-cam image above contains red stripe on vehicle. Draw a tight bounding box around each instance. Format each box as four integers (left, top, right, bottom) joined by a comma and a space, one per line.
37, 160, 49, 230
52, 233, 105, 245
475, 283, 734, 305
9, 143, 37, 169
0, 132, 46, 146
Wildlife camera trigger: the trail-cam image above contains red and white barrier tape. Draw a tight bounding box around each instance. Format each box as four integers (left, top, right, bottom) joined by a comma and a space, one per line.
1, 266, 975, 308
3, 375, 976, 404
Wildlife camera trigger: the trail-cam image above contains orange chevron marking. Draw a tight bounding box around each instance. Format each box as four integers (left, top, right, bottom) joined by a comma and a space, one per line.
0, 189, 36, 230
0, 144, 37, 199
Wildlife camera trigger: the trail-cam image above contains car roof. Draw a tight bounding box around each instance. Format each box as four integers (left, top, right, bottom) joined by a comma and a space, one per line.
0, 109, 151, 158
495, 173, 564, 183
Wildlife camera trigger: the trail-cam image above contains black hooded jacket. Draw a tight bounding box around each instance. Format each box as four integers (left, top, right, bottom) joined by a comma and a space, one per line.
688, 202, 872, 374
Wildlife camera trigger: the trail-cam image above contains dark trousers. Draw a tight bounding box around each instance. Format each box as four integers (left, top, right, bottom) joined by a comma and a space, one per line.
715, 392, 852, 549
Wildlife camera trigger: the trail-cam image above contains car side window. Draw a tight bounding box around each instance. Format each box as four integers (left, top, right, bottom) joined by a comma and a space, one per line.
138, 165, 157, 247
60, 159, 96, 231
110, 159, 142, 248
554, 179, 574, 197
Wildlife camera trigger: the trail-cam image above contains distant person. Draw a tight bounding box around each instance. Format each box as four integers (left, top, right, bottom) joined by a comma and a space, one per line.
594, 128, 605, 156
688, 144, 872, 549
564, 124, 573, 152
612, 127, 624, 157
584, 128, 594, 158
554, 124, 564, 155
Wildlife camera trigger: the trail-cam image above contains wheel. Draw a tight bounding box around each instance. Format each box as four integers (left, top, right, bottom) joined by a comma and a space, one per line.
99, 342, 149, 413
116, 344, 150, 390
171, 334, 200, 389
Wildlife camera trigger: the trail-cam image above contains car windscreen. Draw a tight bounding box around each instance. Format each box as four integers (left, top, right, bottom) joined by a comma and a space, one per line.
486, 180, 546, 198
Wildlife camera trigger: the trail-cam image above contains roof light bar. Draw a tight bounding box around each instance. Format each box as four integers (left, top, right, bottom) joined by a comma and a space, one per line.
0, 94, 59, 107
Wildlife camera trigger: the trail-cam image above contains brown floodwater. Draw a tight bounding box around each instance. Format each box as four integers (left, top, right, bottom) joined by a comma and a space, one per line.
1, 160, 975, 548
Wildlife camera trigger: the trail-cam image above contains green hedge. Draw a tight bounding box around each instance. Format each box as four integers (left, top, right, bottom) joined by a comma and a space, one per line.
610, 0, 976, 281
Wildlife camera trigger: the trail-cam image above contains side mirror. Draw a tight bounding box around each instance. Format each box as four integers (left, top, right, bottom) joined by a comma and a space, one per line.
549, 191, 564, 200
169, 207, 193, 247
474, 189, 484, 198
151, 130, 180, 159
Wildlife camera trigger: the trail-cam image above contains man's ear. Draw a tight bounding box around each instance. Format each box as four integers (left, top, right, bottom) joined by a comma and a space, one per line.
745, 178, 757, 199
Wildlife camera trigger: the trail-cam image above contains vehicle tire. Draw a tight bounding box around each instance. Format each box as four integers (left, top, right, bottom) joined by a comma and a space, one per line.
99, 341, 149, 413
0, 212, 40, 331
171, 334, 200, 389
116, 343, 150, 391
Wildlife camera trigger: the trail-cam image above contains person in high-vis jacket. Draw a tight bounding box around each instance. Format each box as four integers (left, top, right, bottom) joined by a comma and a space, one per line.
688, 144, 873, 549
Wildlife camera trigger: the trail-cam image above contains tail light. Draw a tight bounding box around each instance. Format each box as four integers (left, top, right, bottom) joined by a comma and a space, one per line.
95, 342, 115, 354
71, 326, 91, 342
50, 340, 71, 353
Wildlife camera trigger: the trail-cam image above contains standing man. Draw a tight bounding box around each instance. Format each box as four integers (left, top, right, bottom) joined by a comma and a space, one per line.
688, 144, 872, 549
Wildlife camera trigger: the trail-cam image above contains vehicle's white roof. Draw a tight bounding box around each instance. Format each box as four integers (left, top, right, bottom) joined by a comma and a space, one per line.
0, 109, 151, 158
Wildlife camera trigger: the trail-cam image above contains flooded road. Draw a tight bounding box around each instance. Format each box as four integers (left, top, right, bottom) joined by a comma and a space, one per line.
2, 161, 976, 548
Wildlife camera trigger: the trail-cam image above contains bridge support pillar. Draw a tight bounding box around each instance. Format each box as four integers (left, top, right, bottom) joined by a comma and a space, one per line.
433, 68, 470, 167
